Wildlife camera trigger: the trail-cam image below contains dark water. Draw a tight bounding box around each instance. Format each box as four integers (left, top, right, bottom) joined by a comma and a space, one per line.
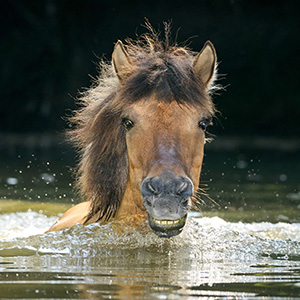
0, 143, 299, 299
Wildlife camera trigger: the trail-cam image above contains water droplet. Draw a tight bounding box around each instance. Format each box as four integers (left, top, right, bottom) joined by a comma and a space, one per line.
41, 173, 55, 183
279, 174, 287, 182
6, 177, 18, 185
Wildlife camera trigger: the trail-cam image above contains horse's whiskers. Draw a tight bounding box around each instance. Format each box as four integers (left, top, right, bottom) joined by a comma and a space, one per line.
191, 186, 217, 211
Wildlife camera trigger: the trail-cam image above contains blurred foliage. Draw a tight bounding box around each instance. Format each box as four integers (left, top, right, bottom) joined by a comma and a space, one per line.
1, 0, 299, 136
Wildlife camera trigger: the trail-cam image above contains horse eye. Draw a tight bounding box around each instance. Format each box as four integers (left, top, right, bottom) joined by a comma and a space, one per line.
198, 119, 211, 131
121, 118, 134, 131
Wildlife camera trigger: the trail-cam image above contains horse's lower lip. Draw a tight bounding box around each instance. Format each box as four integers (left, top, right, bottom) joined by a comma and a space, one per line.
148, 214, 187, 238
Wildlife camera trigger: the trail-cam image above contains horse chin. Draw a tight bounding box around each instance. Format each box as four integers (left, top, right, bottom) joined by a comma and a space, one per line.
147, 214, 187, 238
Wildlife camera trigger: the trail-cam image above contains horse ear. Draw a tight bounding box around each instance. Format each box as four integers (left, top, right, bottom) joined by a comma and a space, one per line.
112, 40, 132, 82
193, 41, 217, 87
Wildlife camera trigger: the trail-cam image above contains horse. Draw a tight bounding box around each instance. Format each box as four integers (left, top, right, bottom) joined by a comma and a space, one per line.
47, 26, 218, 238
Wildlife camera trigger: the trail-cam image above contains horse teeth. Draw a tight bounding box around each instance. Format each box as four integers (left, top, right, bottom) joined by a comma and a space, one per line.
152, 217, 183, 226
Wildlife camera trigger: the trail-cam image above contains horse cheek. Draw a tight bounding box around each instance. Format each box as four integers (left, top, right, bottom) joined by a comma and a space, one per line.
126, 133, 151, 181
189, 138, 205, 190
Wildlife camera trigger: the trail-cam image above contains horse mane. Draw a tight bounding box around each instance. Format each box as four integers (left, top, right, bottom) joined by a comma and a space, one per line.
68, 24, 218, 222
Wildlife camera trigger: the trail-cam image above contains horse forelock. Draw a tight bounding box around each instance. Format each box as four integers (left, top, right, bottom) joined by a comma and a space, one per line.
116, 38, 217, 115
68, 32, 217, 222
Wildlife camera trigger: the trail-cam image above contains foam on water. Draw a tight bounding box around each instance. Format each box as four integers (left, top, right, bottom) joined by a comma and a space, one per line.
0, 211, 299, 263
0, 211, 58, 239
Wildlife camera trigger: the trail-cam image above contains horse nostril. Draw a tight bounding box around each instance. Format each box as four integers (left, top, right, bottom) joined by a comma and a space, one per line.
148, 182, 157, 194
175, 178, 193, 198
176, 181, 188, 194
141, 177, 162, 197
142, 176, 193, 198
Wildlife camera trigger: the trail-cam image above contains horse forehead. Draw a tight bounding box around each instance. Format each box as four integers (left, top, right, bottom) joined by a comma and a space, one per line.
156, 101, 186, 118
131, 99, 194, 121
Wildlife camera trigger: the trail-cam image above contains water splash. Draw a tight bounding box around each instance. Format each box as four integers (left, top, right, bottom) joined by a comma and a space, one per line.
0, 211, 57, 240
0, 211, 299, 264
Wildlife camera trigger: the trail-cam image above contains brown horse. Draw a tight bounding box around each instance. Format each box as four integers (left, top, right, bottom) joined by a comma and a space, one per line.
47, 27, 218, 237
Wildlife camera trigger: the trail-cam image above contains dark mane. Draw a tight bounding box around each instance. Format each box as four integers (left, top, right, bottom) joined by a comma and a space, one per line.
68, 26, 217, 222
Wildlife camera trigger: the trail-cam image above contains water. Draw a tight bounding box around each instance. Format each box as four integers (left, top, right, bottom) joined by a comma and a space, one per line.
0, 144, 300, 299
0, 210, 300, 299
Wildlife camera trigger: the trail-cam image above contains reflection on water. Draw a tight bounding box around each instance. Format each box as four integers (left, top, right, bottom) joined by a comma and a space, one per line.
0, 145, 300, 299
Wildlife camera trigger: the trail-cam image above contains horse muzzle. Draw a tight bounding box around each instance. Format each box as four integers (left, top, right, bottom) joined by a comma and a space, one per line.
141, 175, 193, 238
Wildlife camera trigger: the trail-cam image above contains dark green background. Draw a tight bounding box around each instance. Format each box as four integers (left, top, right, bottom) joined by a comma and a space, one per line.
1, 0, 299, 137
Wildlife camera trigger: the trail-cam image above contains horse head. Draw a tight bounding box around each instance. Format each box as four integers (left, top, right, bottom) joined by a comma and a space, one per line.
110, 39, 217, 237
48, 28, 219, 238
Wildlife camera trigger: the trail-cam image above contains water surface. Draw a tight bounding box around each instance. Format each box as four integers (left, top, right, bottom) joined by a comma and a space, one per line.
0, 146, 299, 299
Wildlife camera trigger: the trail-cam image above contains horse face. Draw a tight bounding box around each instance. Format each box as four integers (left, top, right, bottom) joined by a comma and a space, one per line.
122, 99, 208, 237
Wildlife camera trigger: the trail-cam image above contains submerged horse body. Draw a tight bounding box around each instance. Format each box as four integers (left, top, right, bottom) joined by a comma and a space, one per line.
47, 27, 218, 237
